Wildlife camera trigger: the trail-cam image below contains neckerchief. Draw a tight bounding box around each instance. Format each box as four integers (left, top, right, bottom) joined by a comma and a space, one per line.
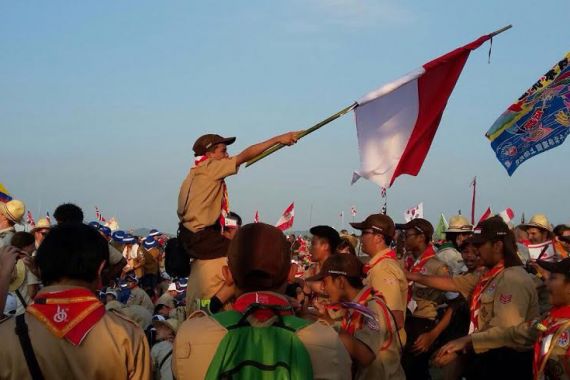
363, 249, 397, 275
533, 305, 570, 379
469, 260, 505, 333
233, 292, 294, 323
27, 288, 105, 346
193, 155, 230, 230
407, 244, 437, 302
340, 287, 395, 351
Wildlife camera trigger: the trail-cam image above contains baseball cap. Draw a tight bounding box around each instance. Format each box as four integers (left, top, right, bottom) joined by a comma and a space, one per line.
227, 223, 290, 291
396, 218, 434, 238
193, 134, 236, 156
350, 214, 395, 237
309, 225, 342, 251
305, 254, 363, 282
467, 216, 510, 245
537, 257, 570, 275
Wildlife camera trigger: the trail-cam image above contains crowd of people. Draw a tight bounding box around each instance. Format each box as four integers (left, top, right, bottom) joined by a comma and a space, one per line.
1, 131, 570, 379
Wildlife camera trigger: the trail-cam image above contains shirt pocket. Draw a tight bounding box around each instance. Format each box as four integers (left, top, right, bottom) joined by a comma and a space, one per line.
479, 290, 495, 326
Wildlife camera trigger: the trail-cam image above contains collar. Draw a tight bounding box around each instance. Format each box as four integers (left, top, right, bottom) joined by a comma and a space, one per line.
193, 155, 209, 168
368, 248, 396, 267
233, 291, 293, 322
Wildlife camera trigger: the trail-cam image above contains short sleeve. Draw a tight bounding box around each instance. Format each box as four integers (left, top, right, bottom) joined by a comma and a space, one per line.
206, 157, 238, 180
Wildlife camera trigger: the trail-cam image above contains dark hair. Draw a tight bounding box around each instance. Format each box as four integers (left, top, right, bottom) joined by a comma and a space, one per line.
499, 230, 523, 268
53, 203, 84, 224
227, 211, 242, 226
36, 223, 109, 285
382, 234, 393, 247
554, 224, 570, 238
10, 231, 35, 249
336, 239, 356, 255
331, 274, 364, 289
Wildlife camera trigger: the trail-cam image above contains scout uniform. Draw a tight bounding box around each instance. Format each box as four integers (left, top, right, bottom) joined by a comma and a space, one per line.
185, 256, 229, 314
173, 292, 352, 380
0, 226, 15, 248
342, 286, 405, 380
0, 285, 151, 380
127, 282, 155, 313
363, 247, 408, 343
122, 240, 145, 279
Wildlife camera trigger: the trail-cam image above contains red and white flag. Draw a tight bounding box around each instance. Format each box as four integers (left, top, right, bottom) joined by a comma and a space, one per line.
26, 211, 35, 227
498, 208, 515, 223
254, 210, 260, 223
404, 202, 423, 222
275, 203, 295, 231
45, 212, 51, 225
351, 34, 491, 188
351, 206, 357, 217
95, 206, 106, 223
477, 207, 492, 224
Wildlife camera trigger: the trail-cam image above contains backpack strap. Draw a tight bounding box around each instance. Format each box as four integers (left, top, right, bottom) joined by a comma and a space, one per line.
15, 314, 45, 380
159, 350, 173, 370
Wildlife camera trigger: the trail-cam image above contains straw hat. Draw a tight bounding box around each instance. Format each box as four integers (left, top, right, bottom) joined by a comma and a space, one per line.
520, 214, 552, 232
0, 200, 26, 224
9, 260, 26, 292
445, 215, 473, 233
31, 218, 51, 232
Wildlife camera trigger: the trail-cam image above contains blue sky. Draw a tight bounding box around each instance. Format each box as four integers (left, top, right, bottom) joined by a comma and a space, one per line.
2, 1, 569, 233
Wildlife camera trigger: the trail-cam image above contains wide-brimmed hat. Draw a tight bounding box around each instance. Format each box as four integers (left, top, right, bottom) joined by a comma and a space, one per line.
193, 134, 236, 156
111, 230, 126, 242
122, 234, 135, 244
520, 214, 552, 233
0, 200, 26, 225
148, 229, 160, 237
350, 214, 395, 238
9, 260, 26, 292
305, 254, 363, 282
143, 236, 158, 250
31, 218, 51, 232
445, 215, 473, 233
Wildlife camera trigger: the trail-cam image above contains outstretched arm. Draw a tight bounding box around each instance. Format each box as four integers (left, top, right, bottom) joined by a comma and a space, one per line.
235, 132, 299, 166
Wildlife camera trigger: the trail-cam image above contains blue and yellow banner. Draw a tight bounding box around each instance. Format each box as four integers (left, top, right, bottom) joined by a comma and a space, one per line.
0, 183, 12, 203
487, 52, 570, 175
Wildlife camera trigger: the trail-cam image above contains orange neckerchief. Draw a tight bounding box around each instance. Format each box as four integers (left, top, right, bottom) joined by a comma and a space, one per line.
193, 155, 230, 230
363, 250, 397, 275
469, 260, 505, 333
27, 288, 105, 346
533, 305, 570, 379
408, 244, 436, 301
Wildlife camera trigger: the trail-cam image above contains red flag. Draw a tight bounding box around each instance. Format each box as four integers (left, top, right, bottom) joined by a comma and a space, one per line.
275, 203, 295, 231
95, 206, 106, 223
477, 207, 492, 224
352, 34, 492, 188
26, 211, 35, 227
254, 210, 260, 223
498, 208, 515, 223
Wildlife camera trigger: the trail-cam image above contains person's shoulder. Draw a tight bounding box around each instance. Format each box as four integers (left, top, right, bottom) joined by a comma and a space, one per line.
178, 311, 226, 337
297, 319, 344, 348
502, 266, 534, 286
374, 257, 404, 275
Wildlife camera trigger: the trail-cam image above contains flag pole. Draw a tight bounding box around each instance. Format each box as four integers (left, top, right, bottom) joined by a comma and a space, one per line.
488, 24, 512, 38
246, 102, 358, 167
471, 177, 477, 225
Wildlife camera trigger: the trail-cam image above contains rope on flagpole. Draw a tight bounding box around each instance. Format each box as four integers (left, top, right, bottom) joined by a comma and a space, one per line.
246, 102, 358, 167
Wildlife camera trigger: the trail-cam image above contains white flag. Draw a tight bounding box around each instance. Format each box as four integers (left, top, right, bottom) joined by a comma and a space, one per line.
404, 202, 424, 222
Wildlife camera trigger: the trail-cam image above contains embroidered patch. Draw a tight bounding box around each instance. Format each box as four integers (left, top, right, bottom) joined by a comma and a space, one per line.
499, 294, 512, 304
486, 282, 497, 294
420, 267, 429, 275
558, 331, 569, 348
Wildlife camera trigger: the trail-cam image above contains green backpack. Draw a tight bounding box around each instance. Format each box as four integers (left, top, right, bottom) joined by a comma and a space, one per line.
205, 304, 314, 380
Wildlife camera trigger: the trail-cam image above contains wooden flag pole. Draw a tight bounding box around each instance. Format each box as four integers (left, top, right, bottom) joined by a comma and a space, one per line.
245, 102, 357, 167
488, 24, 512, 38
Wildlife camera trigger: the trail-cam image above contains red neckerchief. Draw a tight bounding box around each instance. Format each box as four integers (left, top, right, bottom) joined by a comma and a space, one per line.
533, 305, 570, 379
469, 260, 505, 333
340, 287, 394, 351
233, 292, 294, 322
363, 249, 397, 275
193, 155, 230, 230
408, 245, 436, 301
27, 288, 105, 346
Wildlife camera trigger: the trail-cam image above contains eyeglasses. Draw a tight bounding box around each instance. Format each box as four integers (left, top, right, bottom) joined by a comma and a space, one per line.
360, 230, 376, 237
404, 232, 421, 239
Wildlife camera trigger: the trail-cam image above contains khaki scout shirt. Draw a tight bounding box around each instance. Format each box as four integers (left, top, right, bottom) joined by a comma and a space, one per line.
0, 289, 151, 380
127, 286, 155, 313
364, 249, 408, 343
177, 157, 238, 232
412, 257, 449, 320
0, 226, 15, 248
472, 316, 570, 379
186, 257, 228, 314
350, 287, 405, 380
173, 302, 352, 379
453, 266, 539, 334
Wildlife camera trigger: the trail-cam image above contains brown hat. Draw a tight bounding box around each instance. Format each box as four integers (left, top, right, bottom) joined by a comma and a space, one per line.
396, 218, 434, 239
467, 216, 510, 245
350, 214, 395, 238
192, 134, 236, 156
227, 223, 290, 291
305, 254, 363, 282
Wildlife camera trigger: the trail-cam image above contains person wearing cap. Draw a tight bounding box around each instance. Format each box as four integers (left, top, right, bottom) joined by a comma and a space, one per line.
53, 202, 84, 224
122, 234, 146, 279
0, 223, 151, 380
302, 225, 342, 311
0, 199, 26, 248
436, 257, 570, 380
9, 232, 41, 316
410, 216, 539, 379
397, 218, 451, 379
553, 224, 570, 258
126, 273, 155, 313
156, 282, 179, 310
437, 215, 472, 276
152, 318, 179, 380
91, 226, 128, 287
140, 236, 161, 296
173, 223, 351, 379
177, 131, 299, 261
350, 214, 408, 344
31, 217, 51, 249
308, 253, 405, 380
